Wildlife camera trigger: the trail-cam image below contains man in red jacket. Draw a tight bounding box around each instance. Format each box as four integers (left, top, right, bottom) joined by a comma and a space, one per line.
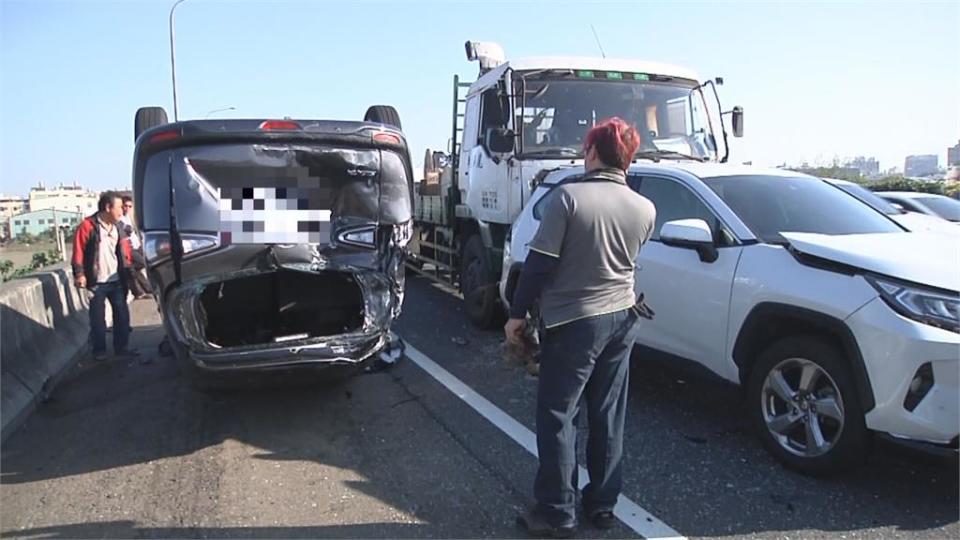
72, 191, 138, 361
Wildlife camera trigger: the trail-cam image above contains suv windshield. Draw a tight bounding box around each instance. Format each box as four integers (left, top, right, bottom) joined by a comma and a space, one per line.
517, 74, 715, 160
915, 195, 960, 222
704, 175, 903, 242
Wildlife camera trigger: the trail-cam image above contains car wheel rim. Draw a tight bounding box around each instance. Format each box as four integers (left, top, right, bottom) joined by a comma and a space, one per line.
761, 358, 845, 458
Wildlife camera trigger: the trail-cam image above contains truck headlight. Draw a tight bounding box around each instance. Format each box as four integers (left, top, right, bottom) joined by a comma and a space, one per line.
144, 232, 219, 263
867, 275, 959, 333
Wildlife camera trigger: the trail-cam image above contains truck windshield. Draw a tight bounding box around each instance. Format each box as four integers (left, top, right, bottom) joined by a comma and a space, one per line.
517, 75, 715, 160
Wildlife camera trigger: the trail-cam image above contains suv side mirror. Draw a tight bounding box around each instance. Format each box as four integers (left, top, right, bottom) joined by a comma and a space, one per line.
485, 127, 515, 154
731, 106, 744, 138
660, 219, 718, 263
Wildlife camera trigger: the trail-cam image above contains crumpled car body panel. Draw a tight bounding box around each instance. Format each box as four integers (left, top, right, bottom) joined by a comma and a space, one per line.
133, 122, 413, 372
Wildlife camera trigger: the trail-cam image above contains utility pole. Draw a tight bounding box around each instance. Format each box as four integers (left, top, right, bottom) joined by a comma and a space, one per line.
169, 0, 189, 121
51, 207, 64, 261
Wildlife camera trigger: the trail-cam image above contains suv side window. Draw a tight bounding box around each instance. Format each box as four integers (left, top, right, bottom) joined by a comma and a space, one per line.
636, 175, 734, 246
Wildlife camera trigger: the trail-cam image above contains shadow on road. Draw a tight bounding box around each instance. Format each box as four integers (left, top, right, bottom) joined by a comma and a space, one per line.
2, 279, 958, 539
0, 520, 428, 539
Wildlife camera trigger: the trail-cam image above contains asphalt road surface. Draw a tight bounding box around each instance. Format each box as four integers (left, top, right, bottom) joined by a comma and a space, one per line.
2, 277, 957, 539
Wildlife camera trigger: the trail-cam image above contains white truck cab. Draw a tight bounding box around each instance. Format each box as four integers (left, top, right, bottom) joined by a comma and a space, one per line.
410, 41, 742, 328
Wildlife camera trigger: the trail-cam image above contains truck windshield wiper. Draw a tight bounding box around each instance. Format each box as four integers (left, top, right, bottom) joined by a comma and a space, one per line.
634, 150, 706, 162
523, 148, 581, 158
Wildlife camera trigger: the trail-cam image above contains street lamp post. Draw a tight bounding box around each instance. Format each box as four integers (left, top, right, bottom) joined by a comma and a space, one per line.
169, 0, 189, 121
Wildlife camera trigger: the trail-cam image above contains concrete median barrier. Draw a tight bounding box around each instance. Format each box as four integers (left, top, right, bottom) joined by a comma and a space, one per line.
1, 263, 90, 442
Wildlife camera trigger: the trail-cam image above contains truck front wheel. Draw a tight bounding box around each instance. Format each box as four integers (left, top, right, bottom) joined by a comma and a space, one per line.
460, 235, 503, 329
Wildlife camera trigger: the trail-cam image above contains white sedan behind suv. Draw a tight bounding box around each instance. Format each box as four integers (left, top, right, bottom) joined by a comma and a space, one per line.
878, 191, 960, 224
824, 179, 959, 236
502, 163, 959, 475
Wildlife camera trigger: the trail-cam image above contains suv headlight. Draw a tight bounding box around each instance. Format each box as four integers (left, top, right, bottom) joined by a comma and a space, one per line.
144, 232, 219, 263
867, 275, 960, 333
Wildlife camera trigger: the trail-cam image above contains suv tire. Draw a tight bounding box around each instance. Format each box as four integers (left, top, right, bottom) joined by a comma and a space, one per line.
747, 335, 869, 475
135, 106, 169, 141
364, 105, 402, 130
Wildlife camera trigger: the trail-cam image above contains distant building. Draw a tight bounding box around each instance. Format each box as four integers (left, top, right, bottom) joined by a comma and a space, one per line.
7, 208, 83, 239
948, 140, 960, 167
845, 156, 879, 178
28, 182, 98, 215
0, 196, 28, 240
0, 195, 27, 218
904, 155, 938, 177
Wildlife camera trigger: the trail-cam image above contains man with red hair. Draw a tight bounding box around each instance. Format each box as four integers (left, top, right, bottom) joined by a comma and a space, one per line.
507, 117, 656, 537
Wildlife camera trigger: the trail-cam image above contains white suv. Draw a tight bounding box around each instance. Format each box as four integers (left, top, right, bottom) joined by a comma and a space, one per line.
502, 163, 959, 475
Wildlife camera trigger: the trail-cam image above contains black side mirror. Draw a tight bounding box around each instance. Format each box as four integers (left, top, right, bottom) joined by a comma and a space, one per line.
485, 127, 515, 154
731, 106, 744, 138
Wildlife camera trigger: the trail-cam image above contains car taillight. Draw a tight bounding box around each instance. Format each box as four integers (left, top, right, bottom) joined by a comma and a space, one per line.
373, 132, 402, 145
148, 129, 181, 144
144, 232, 219, 263
259, 120, 301, 131
337, 226, 377, 249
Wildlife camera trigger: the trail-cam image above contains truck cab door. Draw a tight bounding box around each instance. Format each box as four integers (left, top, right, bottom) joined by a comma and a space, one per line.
464, 85, 514, 225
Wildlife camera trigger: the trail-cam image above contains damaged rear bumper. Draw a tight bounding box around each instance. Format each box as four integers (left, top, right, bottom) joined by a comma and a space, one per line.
156, 247, 404, 372
188, 330, 388, 371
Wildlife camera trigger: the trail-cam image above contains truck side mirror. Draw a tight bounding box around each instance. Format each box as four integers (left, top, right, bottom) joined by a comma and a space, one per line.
731, 107, 744, 138
485, 127, 515, 154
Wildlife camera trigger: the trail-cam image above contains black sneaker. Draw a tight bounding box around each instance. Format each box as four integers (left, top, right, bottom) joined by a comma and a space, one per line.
516, 511, 576, 538
588, 510, 616, 530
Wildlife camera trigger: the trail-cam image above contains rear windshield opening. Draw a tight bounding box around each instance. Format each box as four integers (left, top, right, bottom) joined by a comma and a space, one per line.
198, 270, 365, 348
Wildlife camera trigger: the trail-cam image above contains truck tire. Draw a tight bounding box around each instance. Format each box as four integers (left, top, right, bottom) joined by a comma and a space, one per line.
460, 235, 503, 329
134, 106, 169, 142
364, 105, 402, 130
747, 335, 869, 476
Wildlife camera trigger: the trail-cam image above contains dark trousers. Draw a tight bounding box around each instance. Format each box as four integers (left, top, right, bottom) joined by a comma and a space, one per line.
89, 281, 130, 354
534, 308, 638, 526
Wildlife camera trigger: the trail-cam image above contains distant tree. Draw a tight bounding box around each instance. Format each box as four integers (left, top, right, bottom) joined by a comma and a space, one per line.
30, 251, 52, 269
10, 266, 34, 279
866, 176, 945, 195
790, 166, 863, 183
0, 259, 13, 279
15, 229, 40, 245
944, 181, 960, 199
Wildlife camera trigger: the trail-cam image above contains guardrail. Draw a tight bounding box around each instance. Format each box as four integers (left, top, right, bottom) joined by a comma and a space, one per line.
1, 263, 90, 441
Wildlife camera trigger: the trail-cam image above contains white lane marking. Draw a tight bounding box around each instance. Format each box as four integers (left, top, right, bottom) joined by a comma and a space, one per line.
401, 339, 686, 540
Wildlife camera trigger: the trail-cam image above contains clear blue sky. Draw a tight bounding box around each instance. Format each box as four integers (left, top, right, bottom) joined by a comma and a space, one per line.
1, 0, 957, 196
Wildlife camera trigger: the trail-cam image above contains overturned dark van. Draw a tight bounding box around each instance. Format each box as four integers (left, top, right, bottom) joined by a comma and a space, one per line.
132, 106, 412, 378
